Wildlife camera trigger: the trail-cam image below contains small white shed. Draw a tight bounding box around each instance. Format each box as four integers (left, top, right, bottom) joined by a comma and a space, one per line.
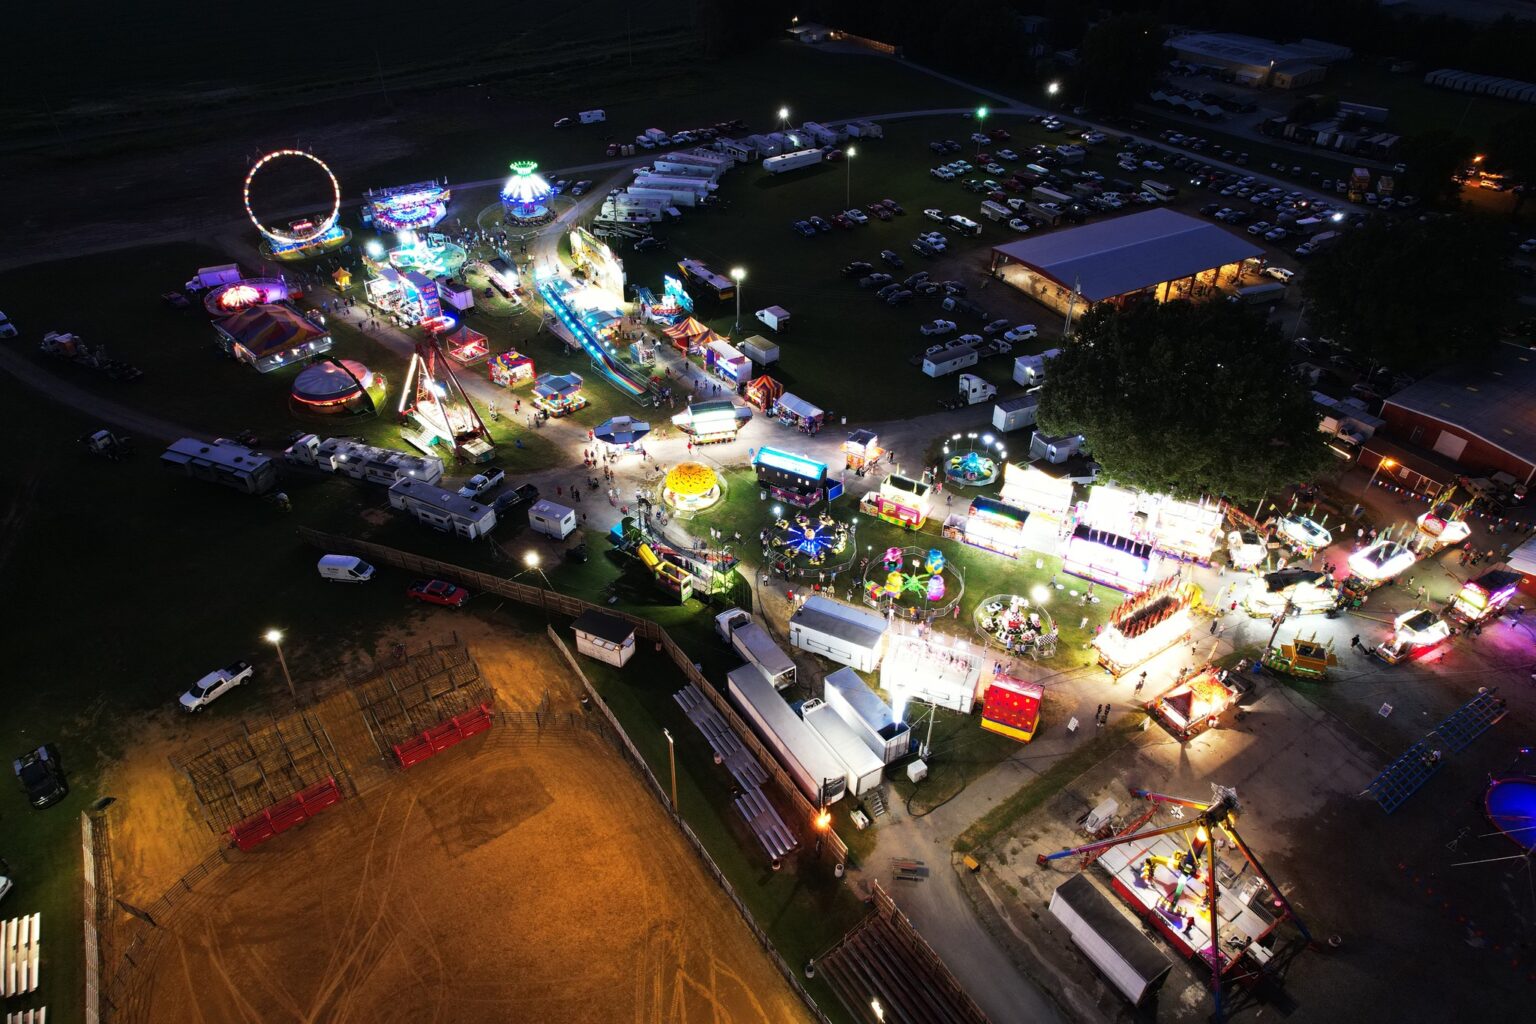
529, 499, 577, 540
571, 609, 637, 667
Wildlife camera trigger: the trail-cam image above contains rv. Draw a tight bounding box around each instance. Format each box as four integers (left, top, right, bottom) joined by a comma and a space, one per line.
678, 259, 737, 299
923, 344, 979, 377
578, 109, 606, 124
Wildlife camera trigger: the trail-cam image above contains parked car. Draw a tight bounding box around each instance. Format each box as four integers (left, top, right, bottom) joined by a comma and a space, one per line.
553, 117, 574, 128
930, 167, 955, 180
983, 319, 1011, 335
1003, 324, 1039, 343
179, 660, 254, 712
832, 213, 853, 229
458, 469, 505, 498
886, 289, 914, 305
571, 180, 593, 195
845, 208, 869, 225
858, 273, 893, 289
923, 208, 945, 222
1008, 218, 1031, 233
877, 283, 903, 301
808, 215, 831, 232
880, 199, 905, 215
409, 579, 471, 607
880, 249, 905, 267
866, 203, 892, 221
1264, 227, 1288, 242
842, 260, 874, 277
634, 236, 664, 251
911, 239, 938, 257
920, 319, 957, 336
997, 149, 1020, 161
792, 220, 816, 237
13, 746, 66, 809
1264, 266, 1295, 284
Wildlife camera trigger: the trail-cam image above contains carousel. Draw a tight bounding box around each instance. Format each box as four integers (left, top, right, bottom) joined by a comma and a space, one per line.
942, 432, 1006, 488
661, 462, 722, 512
861, 546, 964, 622
974, 594, 1058, 660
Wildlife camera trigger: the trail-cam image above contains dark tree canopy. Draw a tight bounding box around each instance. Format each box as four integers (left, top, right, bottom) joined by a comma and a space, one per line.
1036, 300, 1328, 501
1396, 129, 1475, 205
1078, 15, 1168, 113
1300, 216, 1514, 373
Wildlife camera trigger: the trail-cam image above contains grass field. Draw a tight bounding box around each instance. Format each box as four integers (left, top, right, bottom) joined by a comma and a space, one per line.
1327, 59, 1528, 145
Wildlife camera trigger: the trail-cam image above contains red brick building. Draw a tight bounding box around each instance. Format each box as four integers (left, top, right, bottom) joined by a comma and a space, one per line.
1378, 344, 1536, 487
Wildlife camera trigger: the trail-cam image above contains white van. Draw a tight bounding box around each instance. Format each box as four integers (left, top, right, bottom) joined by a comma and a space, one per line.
317, 554, 375, 582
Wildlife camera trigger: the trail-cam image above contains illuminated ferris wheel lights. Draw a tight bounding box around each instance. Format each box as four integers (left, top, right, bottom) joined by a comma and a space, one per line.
243, 148, 342, 246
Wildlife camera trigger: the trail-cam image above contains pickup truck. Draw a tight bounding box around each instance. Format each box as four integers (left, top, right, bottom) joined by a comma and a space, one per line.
180, 660, 254, 712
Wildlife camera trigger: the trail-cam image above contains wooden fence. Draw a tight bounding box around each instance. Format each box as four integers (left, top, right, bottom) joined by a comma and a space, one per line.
296, 527, 849, 864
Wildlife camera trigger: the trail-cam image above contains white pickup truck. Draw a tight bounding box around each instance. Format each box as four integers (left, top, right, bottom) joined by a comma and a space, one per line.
180, 660, 254, 712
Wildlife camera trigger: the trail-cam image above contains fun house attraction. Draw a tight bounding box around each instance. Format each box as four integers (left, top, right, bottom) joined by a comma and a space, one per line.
243, 149, 351, 261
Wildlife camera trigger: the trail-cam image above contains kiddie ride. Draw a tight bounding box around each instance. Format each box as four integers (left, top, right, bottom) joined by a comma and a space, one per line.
1261, 632, 1337, 680
1339, 537, 1419, 607
1036, 785, 1310, 1023
865, 547, 949, 606
1373, 609, 1453, 664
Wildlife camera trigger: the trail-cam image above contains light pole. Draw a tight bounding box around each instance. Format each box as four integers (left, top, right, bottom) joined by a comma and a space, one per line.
778, 106, 790, 132
1366, 456, 1397, 492
845, 145, 856, 210
662, 727, 678, 810
975, 106, 989, 156
264, 629, 297, 705
1046, 80, 1060, 107
517, 551, 554, 621
730, 266, 745, 335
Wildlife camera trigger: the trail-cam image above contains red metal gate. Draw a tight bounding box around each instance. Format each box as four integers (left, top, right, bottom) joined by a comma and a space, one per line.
392, 702, 495, 768
227, 776, 345, 851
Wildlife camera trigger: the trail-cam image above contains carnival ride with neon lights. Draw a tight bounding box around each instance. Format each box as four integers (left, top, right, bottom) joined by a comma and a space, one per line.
1449, 568, 1522, 625
1274, 514, 1332, 553
366, 180, 451, 232
500, 161, 555, 224
385, 231, 467, 277
610, 515, 739, 600
975, 594, 1058, 659
1414, 492, 1474, 554
289, 358, 382, 415
1037, 785, 1310, 1023
1091, 574, 1196, 675
942, 432, 1006, 487
244, 149, 351, 261
204, 278, 291, 317
862, 546, 963, 620
768, 510, 851, 567
1243, 568, 1339, 618
1373, 608, 1453, 663
398, 339, 494, 463
537, 277, 655, 405
661, 462, 722, 513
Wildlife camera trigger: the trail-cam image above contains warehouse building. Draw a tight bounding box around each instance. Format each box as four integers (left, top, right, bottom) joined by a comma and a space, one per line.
1378, 344, 1536, 486
989, 209, 1262, 316
1169, 33, 1351, 88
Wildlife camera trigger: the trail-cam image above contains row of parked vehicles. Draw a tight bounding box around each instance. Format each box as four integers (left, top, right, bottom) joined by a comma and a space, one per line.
792, 199, 905, 237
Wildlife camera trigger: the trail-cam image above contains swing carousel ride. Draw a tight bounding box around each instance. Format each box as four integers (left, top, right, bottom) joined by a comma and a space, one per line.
768, 508, 851, 568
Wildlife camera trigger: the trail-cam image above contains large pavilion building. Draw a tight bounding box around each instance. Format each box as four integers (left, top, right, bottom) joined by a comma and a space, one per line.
989, 209, 1263, 316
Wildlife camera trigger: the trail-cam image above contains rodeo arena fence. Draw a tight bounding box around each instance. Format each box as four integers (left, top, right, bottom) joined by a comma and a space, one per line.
92, 528, 847, 1023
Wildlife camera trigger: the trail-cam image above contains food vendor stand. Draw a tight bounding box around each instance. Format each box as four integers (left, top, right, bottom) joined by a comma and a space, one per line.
980, 673, 1044, 743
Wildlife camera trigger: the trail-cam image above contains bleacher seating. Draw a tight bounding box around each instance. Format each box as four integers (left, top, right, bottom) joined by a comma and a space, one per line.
674, 685, 798, 860
0, 913, 41, 998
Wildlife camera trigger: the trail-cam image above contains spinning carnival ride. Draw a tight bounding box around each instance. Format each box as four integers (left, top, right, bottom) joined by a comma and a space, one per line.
500, 161, 555, 224
974, 595, 1058, 659
244, 149, 351, 261
769, 510, 850, 567
862, 546, 963, 620
1038, 786, 1310, 1022
398, 340, 495, 463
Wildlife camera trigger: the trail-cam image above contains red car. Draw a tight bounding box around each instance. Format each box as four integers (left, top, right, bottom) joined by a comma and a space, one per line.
988, 128, 1011, 142
831, 212, 853, 229
408, 579, 470, 607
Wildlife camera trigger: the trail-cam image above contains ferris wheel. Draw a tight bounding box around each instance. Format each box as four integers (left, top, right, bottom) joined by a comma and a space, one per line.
242, 149, 341, 245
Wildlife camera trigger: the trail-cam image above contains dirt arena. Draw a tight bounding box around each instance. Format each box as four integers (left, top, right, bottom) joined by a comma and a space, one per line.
108, 616, 810, 1024
126, 728, 809, 1024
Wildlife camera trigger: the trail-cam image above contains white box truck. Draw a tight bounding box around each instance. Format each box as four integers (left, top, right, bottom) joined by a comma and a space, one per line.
763, 149, 824, 174
727, 664, 847, 804
318, 554, 375, 582
716, 609, 798, 690
756, 305, 791, 332
802, 700, 885, 796
579, 109, 606, 123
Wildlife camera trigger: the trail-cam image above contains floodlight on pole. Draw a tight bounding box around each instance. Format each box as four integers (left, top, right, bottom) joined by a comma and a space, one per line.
845, 145, 856, 208
264, 629, 297, 704
1047, 80, 1061, 96
730, 266, 746, 334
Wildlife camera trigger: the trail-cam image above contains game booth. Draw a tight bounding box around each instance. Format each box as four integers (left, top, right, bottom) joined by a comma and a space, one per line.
1226, 529, 1267, 570
488, 349, 535, 389
842, 429, 884, 472
366, 181, 450, 232
862, 473, 933, 530
443, 325, 490, 366
754, 447, 833, 507
880, 621, 983, 714
705, 339, 752, 387
1092, 576, 1198, 676
1243, 569, 1338, 618
774, 392, 825, 432
367, 267, 448, 327
289, 358, 380, 415
944, 496, 1032, 557
1145, 665, 1242, 741
974, 595, 1057, 659
980, 673, 1044, 743
663, 316, 716, 354
1448, 569, 1522, 626
1062, 525, 1163, 593
672, 399, 750, 444
531, 372, 588, 417
743, 374, 784, 412
1373, 609, 1452, 664
212, 304, 332, 374
861, 546, 964, 623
